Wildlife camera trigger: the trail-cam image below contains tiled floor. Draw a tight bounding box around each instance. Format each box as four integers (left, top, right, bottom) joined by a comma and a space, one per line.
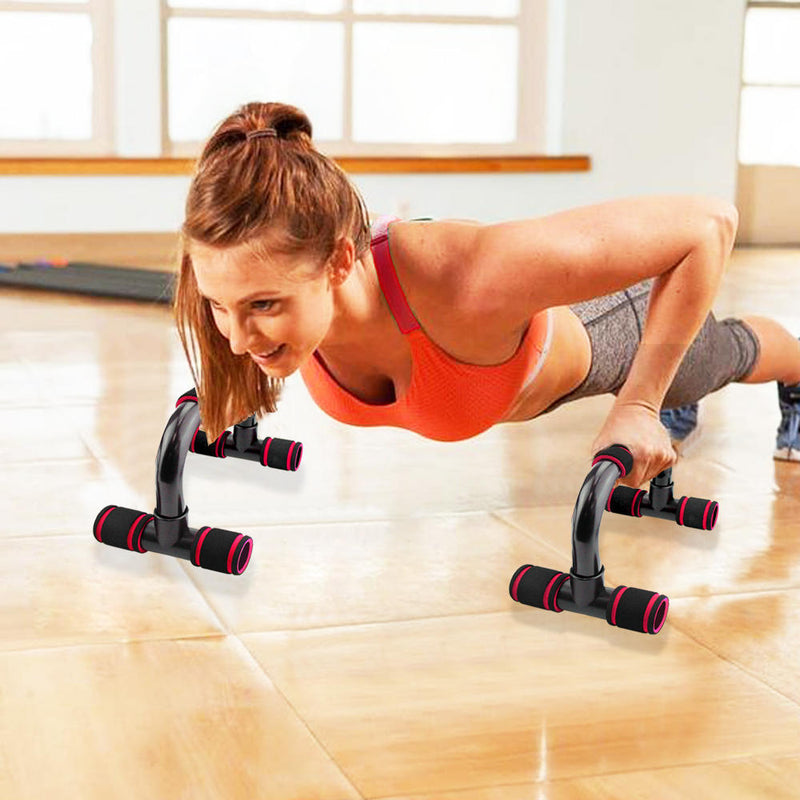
1, 248, 799, 799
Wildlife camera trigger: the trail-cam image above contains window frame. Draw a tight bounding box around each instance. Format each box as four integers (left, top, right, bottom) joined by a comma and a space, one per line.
739, 0, 800, 166
161, 0, 555, 158
0, 0, 113, 156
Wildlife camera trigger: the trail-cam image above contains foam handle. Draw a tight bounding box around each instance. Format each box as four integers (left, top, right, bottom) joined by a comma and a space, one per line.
93, 505, 151, 553
261, 437, 303, 471
509, 564, 570, 612
606, 486, 645, 517
675, 496, 719, 530
190, 526, 253, 575
606, 585, 669, 634
190, 427, 229, 458
591, 444, 634, 478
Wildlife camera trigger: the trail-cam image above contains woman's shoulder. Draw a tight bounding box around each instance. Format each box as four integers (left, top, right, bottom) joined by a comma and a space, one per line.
384, 216, 485, 303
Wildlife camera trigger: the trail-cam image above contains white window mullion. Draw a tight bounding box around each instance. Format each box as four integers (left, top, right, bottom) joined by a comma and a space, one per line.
343, 0, 354, 147
113, 0, 162, 157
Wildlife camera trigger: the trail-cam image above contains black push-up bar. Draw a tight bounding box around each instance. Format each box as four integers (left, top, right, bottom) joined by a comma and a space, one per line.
92, 388, 302, 575
509, 444, 719, 634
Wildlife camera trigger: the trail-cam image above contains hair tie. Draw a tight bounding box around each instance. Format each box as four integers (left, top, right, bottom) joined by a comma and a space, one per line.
246, 128, 278, 140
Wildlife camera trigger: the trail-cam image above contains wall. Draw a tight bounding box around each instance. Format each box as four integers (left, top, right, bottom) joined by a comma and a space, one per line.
0, 0, 748, 234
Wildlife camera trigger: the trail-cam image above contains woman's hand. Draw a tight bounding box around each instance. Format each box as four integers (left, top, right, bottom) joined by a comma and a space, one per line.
590, 401, 677, 488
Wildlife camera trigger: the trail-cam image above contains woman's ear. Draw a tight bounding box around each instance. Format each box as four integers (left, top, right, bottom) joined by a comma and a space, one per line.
327, 236, 356, 286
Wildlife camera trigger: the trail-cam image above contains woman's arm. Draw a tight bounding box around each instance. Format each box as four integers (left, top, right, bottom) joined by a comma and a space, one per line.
462, 195, 738, 411
461, 196, 738, 488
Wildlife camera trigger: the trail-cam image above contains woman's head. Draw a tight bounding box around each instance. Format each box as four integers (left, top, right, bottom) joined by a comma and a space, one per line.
175, 101, 372, 440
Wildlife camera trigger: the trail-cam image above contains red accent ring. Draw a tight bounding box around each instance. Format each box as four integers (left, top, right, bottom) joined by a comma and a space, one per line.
94, 506, 115, 542
193, 526, 212, 566
286, 441, 297, 471
677, 496, 689, 526
511, 566, 532, 602
592, 455, 627, 477
261, 437, 273, 467
175, 393, 198, 407
190, 425, 200, 453
610, 586, 628, 626
226, 534, 244, 574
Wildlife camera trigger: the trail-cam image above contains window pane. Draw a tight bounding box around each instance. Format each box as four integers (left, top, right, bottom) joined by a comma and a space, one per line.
352, 23, 517, 143
168, 0, 342, 11
354, 0, 518, 17
168, 18, 344, 142
739, 86, 800, 165
0, 12, 92, 139
743, 8, 800, 85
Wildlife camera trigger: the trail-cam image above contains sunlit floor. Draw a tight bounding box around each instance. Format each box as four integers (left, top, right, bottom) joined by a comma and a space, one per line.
1, 247, 799, 799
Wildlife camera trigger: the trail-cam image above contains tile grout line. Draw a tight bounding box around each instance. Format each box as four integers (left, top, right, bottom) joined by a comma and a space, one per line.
670, 616, 800, 712
362, 751, 800, 800
232, 633, 368, 800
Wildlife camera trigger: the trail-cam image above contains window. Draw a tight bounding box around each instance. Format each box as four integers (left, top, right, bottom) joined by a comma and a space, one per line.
164, 0, 558, 157
740, 1, 800, 165
0, 0, 111, 155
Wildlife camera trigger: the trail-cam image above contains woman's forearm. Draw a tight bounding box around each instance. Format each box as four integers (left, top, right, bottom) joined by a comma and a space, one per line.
613, 237, 731, 413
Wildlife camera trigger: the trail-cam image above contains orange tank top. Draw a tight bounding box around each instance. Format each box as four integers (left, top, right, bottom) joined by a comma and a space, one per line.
299, 215, 553, 442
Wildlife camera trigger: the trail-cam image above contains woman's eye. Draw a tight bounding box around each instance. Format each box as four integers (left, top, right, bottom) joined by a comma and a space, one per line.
251, 300, 276, 311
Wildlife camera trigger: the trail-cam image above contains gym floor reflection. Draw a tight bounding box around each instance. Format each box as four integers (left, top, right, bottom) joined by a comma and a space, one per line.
1, 247, 799, 799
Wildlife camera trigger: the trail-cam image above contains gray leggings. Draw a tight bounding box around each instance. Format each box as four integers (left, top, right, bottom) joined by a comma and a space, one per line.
540, 277, 761, 416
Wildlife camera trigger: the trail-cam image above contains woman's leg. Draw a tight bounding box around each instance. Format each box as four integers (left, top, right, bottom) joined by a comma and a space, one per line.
737, 315, 800, 385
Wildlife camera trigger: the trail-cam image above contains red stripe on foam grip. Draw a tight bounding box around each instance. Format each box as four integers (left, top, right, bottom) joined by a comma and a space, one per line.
511, 566, 532, 602
607, 491, 613, 512
643, 593, 659, 633
193, 526, 212, 566
215, 431, 228, 458
226, 534, 244, 574
127, 514, 147, 551
542, 573, 561, 611
552, 574, 569, 612
702, 501, 712, 530
190, 425, 200, 453
95, 506, 115, 542
592, 455, 626, 477
678, 496, 688, 526
237, 539, 253, 574
635, 490, 644, 516
262, 437, 273, 466
286, 442, 296, 471
175, 393, 196, 408
611, 586, 628, 626
653, 597, 669, 633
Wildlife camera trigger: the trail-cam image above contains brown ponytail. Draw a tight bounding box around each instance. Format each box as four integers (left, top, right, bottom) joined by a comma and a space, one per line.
174, 101, 372, 440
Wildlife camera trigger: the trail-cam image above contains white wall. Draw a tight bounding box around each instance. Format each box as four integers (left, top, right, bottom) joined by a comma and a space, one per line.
0, 0, 746, 233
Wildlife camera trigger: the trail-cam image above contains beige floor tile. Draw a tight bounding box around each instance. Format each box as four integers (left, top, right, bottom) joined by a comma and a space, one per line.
0, 406, 94, 463
375, 755, 800, 800
242, 613, 800, 797
0, 535, 223, 650
1, 458, 146, 538
0, 637, 361, 800
180, 514, 563, 632
671, 588, 800, 704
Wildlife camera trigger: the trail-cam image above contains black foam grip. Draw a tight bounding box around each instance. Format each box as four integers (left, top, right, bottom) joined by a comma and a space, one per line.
607, 486, 645, 517
190, 526, 253, 575
93, 505, 151, 553
675, 496, 719, 530
592, 444, 634, 478
606, 585, 669, 634
190, 427, 229, 458
509, 565, 570, 612
175, 387, 198, 407
261, 437, 303, 471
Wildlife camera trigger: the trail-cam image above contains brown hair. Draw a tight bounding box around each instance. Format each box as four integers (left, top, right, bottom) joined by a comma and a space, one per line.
175, 101, 372, 441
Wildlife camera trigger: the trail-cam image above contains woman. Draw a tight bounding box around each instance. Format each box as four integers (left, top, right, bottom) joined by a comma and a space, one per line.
175, 102, 800, 490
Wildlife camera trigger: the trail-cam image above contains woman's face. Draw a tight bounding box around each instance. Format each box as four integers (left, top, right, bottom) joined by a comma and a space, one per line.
190, 240, 338, 379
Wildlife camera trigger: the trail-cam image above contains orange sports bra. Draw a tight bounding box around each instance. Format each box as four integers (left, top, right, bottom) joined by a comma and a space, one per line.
299, 215, 553, 442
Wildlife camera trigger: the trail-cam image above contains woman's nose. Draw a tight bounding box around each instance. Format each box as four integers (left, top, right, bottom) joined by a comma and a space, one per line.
227, 314, 257, 357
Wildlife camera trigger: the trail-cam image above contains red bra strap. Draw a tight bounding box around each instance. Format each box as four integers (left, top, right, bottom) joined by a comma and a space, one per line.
370, 215, 421, 335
